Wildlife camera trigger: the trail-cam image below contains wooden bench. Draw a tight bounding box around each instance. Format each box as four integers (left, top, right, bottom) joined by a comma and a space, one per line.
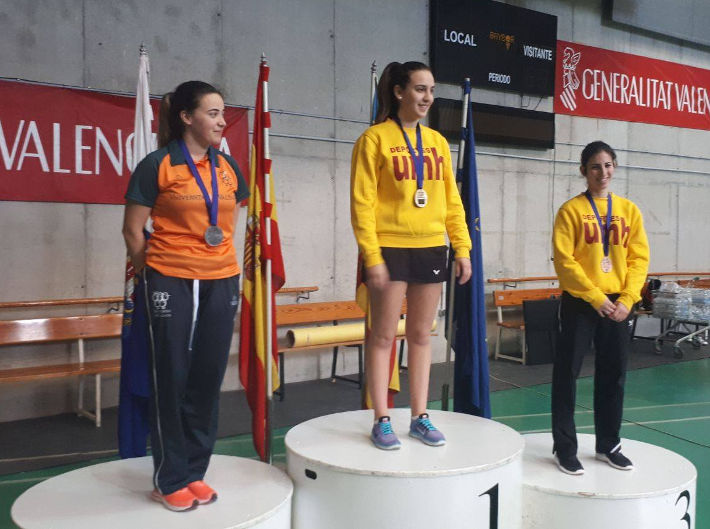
492, 288, 562, 364
0, 314, 123, 426
0, 296, 124, 310
0, 286, 319, 425
0, 286, 319, 312
274, 300, 415, 401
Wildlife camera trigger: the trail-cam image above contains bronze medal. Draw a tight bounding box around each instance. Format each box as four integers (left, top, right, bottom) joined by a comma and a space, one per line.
601, 256, 612, 273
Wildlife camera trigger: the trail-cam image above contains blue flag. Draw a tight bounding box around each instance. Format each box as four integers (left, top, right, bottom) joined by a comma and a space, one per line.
118, 262, 151, 458
453, 80, 492, 418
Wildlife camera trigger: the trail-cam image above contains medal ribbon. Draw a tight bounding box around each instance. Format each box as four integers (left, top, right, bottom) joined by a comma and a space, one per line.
585, 191, 612, 257
394, 117, 424, 190
179, 140, 219, 227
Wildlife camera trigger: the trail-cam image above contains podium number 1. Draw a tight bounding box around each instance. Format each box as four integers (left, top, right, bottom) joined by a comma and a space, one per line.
479, 484, 499, 529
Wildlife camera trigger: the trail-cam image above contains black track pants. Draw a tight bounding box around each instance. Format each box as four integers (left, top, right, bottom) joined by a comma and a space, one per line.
551, 292, 631, 457
143, 267, 240, 494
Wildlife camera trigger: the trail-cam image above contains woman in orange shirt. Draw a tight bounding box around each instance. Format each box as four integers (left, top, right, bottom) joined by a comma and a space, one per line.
123, 81, 248, 511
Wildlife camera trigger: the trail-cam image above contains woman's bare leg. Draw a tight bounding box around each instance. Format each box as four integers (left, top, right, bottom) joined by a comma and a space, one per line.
404, 283, 442, 416
366, 280, 408, 419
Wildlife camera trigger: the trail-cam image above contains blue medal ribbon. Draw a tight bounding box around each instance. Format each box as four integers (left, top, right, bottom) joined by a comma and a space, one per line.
585, 191, 612, 257
394, 117, 424, 190
179, 139, 219, 227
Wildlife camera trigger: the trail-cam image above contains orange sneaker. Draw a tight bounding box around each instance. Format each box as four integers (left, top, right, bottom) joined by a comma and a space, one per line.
151, 487, 198, 512
187, 480, 218, 504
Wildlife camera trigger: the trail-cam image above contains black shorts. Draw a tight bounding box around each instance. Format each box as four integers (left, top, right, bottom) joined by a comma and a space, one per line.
367, 246, 448, 283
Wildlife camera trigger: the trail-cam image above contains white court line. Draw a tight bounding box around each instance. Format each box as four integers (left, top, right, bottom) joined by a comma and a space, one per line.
520, 414, 710, 435
4, 403, 707, 465
216, 436, 259, 446
0, 476, 47, 486
0, 453, 290, 487
520, 428, 552, 434
0, 449, 117, 464
217, 433, 287, 446
494, 401, 710, 420
0, 434, 285, 465
5, 416, 708, 486
623, 415, 710, 426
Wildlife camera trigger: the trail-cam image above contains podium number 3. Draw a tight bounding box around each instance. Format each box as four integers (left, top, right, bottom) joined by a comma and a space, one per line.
676, 490, 691, 529
479, 484, 499, 529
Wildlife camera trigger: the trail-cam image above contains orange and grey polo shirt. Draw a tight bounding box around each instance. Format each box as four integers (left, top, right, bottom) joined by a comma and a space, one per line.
125, 139, 249, 280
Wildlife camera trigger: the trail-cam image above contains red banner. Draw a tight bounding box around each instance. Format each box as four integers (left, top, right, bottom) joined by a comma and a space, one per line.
0, 80, 249, 204
555, 40, 710, 130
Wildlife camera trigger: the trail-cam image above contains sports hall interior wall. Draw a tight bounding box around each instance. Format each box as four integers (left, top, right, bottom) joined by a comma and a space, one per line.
1, 0, 709, 421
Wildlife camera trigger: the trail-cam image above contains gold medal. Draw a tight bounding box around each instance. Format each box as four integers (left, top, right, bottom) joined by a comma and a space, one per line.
414, 188, 428, 208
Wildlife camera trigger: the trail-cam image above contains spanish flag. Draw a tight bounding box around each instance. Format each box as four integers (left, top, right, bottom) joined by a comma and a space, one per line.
239, 60, 285, 461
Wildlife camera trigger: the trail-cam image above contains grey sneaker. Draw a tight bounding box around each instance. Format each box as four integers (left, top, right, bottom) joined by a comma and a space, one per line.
408, 413, 446, 446
371, 416, 401, 450
554, 452, 585, 475
596, 447, 633, 470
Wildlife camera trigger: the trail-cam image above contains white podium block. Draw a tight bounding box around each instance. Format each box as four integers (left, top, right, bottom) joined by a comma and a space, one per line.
522, 433, 697, 529
11, 455, 292, 529
286, 409, 524, 529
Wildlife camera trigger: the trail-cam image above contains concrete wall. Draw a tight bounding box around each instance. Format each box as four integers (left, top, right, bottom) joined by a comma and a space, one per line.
1, 0, 709, 421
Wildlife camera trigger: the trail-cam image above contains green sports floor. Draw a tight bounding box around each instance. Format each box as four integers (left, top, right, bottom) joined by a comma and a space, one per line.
2, 358, 709, 529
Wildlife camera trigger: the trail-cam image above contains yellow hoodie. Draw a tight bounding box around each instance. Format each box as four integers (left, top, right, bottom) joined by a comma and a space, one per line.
553, 192, 650, 310
350, 118, 472, 267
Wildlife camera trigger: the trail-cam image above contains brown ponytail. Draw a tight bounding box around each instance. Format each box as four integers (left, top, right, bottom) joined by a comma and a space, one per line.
157, 92, 173, 149
374, 61, 431, 124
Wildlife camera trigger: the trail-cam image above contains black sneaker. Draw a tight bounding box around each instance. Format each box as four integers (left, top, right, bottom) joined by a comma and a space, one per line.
596, 447, 634, 470
553, 452, 585, 475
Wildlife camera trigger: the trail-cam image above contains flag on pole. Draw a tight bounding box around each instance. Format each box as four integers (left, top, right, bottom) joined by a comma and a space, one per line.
131, 47, 154, 171
239, 59, 286, 461
357, 61, 400, 409
453, 80, 491, 418
369, 61, 379, 124
118, 45, 153, 458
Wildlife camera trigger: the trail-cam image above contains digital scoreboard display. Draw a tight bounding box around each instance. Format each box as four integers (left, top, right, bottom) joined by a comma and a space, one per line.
430, 0, 557, 95
430, 98, 555, 149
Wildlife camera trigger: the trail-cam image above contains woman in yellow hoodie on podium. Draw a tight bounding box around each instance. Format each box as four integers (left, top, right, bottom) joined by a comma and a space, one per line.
551, 141, 649, 475
350, 61, 472, 450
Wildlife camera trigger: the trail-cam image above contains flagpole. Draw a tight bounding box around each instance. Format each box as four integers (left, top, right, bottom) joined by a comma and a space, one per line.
360, 61, 378, 409
441, 78, 471, 412
369, 60, 377, 123
261, 55, 274, 465
118, 43, 153, 458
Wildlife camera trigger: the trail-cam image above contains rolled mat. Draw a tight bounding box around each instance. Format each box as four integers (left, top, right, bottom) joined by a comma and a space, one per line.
286, 319, 436, 348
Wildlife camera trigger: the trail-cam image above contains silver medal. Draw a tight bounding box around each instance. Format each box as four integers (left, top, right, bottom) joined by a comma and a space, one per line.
414, 188, 428, 208
601, 256, 612, 273
205, 226, 224, 246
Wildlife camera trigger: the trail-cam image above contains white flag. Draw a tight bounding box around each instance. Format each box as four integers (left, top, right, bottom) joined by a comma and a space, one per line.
132, 49, 154, 170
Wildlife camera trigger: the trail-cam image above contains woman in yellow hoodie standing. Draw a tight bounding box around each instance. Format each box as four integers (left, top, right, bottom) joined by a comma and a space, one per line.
551, 141, 649, 475
350, 61, 472, 450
